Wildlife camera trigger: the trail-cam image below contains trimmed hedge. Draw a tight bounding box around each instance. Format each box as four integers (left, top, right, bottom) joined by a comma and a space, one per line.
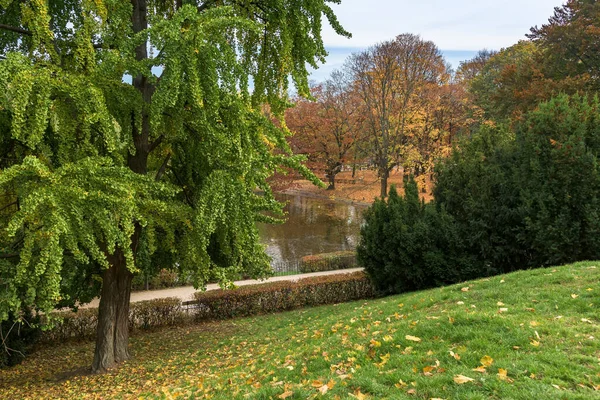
42, 297, 185, 343
192, 271, 373, 320
299, 251, 357, 273
41, 272, 374, 343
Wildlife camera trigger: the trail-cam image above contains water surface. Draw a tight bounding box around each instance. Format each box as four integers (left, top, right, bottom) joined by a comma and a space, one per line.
258, 194, 367, 265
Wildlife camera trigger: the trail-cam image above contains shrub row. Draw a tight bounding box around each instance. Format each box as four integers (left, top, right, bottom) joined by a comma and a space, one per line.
192, 271, 373, 320
299, 251, 357, 273
42, 297, 185, 343
41, 272, 374, 342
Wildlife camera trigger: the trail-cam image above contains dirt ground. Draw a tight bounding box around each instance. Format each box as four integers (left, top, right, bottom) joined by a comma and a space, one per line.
282, 169, 434, 205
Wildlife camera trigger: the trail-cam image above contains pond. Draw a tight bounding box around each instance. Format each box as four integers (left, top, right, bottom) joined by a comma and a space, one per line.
258, 194, 368, 266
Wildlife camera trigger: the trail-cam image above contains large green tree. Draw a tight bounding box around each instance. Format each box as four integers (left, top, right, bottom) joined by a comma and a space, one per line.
0, 0, 348, 373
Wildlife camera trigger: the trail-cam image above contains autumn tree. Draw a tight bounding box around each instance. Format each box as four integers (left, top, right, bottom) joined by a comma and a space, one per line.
0, 0, 348, 373
528, 0, 600, 91
348, 34, 447, 197
286, 70, 362, 189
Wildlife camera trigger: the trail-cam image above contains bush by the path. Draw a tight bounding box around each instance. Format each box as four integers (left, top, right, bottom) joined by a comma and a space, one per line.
299, 251, 356, 273
358, 180, 480, 295
39, 271, 373, 344
192, 271, 374, 319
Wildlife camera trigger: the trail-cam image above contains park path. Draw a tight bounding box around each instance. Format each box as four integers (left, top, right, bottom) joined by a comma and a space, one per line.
82, 268, 364, 308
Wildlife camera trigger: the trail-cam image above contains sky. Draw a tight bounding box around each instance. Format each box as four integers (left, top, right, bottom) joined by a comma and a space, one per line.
308, 0, 563, 83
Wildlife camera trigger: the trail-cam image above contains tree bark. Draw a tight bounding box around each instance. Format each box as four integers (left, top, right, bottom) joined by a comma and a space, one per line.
92, 251, 133, 372
92, 0, 150, 373
380, 170, 388, 198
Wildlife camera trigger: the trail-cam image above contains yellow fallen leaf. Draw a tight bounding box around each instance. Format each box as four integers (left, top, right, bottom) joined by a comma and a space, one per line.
529, 321, 539, 327
581, 318, 592, 324
453, 375, 475, 384
311, 380, 324, 388
472, 366, 487, 373
406, 335, 421, 342
318, 384, 329, 395
449, 351, 461, 360
497, 368, 513, 382
407, 388, 417, 395
423, 365, 435, 375
571, 294, 579, 299
461, 287, 470, 292
497, 301, 505, 306
480, 355, 493, 367
530, 340, 540, 347
349, 389, 368, 399
278, 391, 293, 399
498, 308, 508, 313
394, 379, 408, 388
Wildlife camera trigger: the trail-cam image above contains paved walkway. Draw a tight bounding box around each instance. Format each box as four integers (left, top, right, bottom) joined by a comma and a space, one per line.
82, 268, 364, 308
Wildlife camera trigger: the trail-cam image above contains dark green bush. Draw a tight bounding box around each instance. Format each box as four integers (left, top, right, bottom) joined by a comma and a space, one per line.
436, 94, 600, 272
357, 180, 479, 295
192, 271, 374, 320
359, 94, 600, 295
299, 251, 356, 273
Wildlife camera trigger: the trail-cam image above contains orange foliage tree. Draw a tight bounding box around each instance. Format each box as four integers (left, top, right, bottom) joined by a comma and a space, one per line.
286, 71, 363, 190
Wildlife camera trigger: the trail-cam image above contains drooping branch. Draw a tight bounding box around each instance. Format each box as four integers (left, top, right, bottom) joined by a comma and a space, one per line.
149, 134, 164, 152
0, 23, 32, 36
155, 153, 171, 181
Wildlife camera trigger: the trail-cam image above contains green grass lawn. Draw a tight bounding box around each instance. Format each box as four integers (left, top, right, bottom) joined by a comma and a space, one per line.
1, 262, 599, 399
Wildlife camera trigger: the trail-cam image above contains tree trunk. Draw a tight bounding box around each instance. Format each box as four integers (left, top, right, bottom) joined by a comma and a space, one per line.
326, 173, 335, 190
92, 253, 133, 373
92, 0, 150, 373
380, 170, 388, 198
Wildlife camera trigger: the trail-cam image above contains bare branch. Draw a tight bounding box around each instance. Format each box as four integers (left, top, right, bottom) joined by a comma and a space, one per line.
155, 153, 171, 182
0, 23, 32, 36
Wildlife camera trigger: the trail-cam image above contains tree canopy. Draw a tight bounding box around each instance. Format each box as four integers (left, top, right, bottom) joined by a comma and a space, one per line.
0, 0, 349, 372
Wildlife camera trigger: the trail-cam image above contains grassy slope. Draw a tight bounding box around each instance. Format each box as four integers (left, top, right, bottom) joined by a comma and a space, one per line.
1, 262, 599, 399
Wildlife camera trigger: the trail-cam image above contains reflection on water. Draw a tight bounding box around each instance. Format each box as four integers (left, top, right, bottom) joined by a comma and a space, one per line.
258, 194, 367, 264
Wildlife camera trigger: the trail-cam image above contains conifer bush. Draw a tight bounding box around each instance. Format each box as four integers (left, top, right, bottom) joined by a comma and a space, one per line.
359, 95, 600, 294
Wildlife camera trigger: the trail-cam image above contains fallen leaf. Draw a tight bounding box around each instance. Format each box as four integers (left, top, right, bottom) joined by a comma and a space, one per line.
318, 384, 329, 395
312, 380, 324, 388
405, 335, 421, 342
394, 380, 408, 388
456, 301, 465, 305
530, 340, 540, 347
472, 366, 487, 373
349, 389, 368, 399
449, 351, 460, 360
461, 287, 470, 292
453, 375, 475, 384
498, 308, 508, 313
278, 391, 293, 399
423, 365, 435, 376
480, 355, 494, 367
571, 294, 579, 299
581, 318, 592, 324
497, 301, 505, 306
497, 368, 512, 382
407, 389, 417, 395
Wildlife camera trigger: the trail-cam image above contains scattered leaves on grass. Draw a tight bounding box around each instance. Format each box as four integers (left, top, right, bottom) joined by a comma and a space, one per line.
405, 335, 421, 342
480, 355, 494, 367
